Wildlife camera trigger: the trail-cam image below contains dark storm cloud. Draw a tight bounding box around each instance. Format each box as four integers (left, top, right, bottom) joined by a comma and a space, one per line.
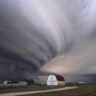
0, 0, 59, 80
0, 48, 38, 80
0, 0, 96, 81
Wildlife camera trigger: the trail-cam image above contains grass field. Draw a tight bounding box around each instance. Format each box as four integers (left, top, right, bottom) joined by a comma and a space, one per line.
0, 84, 96, 96
21, 84, 96, 96
0, 85, 63, 94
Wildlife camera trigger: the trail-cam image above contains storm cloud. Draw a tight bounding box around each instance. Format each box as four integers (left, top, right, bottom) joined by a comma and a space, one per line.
0, 0, 96, 80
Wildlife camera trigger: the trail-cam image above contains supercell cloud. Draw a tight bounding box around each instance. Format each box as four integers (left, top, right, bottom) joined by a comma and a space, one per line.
0, 0, 96, 80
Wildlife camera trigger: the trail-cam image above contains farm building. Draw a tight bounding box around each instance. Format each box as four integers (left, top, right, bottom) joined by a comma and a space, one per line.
47, 75, 65, 86
33, 73, 65, 86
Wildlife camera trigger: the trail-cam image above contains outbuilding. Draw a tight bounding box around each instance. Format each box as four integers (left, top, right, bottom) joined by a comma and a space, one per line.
47, 75, 65, 86
47, 75, 58, 86
33, 72, 65, 86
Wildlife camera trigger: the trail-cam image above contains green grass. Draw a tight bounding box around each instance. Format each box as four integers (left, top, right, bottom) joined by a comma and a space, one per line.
0, 85, 63, 94
0, 84, 96, 96
21, 84, 96, 96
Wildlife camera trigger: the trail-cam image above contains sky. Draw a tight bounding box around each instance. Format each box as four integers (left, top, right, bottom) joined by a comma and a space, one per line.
0, 0, 96, 81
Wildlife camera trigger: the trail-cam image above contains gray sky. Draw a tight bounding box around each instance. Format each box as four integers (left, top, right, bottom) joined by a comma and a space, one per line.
0, 0, 96, 80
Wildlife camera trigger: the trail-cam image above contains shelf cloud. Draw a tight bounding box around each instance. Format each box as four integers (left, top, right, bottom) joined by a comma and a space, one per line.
0, 0, 96, 80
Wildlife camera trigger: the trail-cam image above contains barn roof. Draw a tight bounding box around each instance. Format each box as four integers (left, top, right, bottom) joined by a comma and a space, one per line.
55, 75, 65, 81
33, 72, 65, 81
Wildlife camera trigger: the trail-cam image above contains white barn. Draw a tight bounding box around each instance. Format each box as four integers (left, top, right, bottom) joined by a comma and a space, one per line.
47, 75, 58, 86
34, 73, 65, 86
47, 75, 65, 86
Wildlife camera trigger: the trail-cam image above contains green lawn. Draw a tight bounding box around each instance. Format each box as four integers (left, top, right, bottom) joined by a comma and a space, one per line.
0, 85, 63, 94
22, 84, 96, 96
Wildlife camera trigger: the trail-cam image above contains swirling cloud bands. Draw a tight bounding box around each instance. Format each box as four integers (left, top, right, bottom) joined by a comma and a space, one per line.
0, 0, 96, 81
